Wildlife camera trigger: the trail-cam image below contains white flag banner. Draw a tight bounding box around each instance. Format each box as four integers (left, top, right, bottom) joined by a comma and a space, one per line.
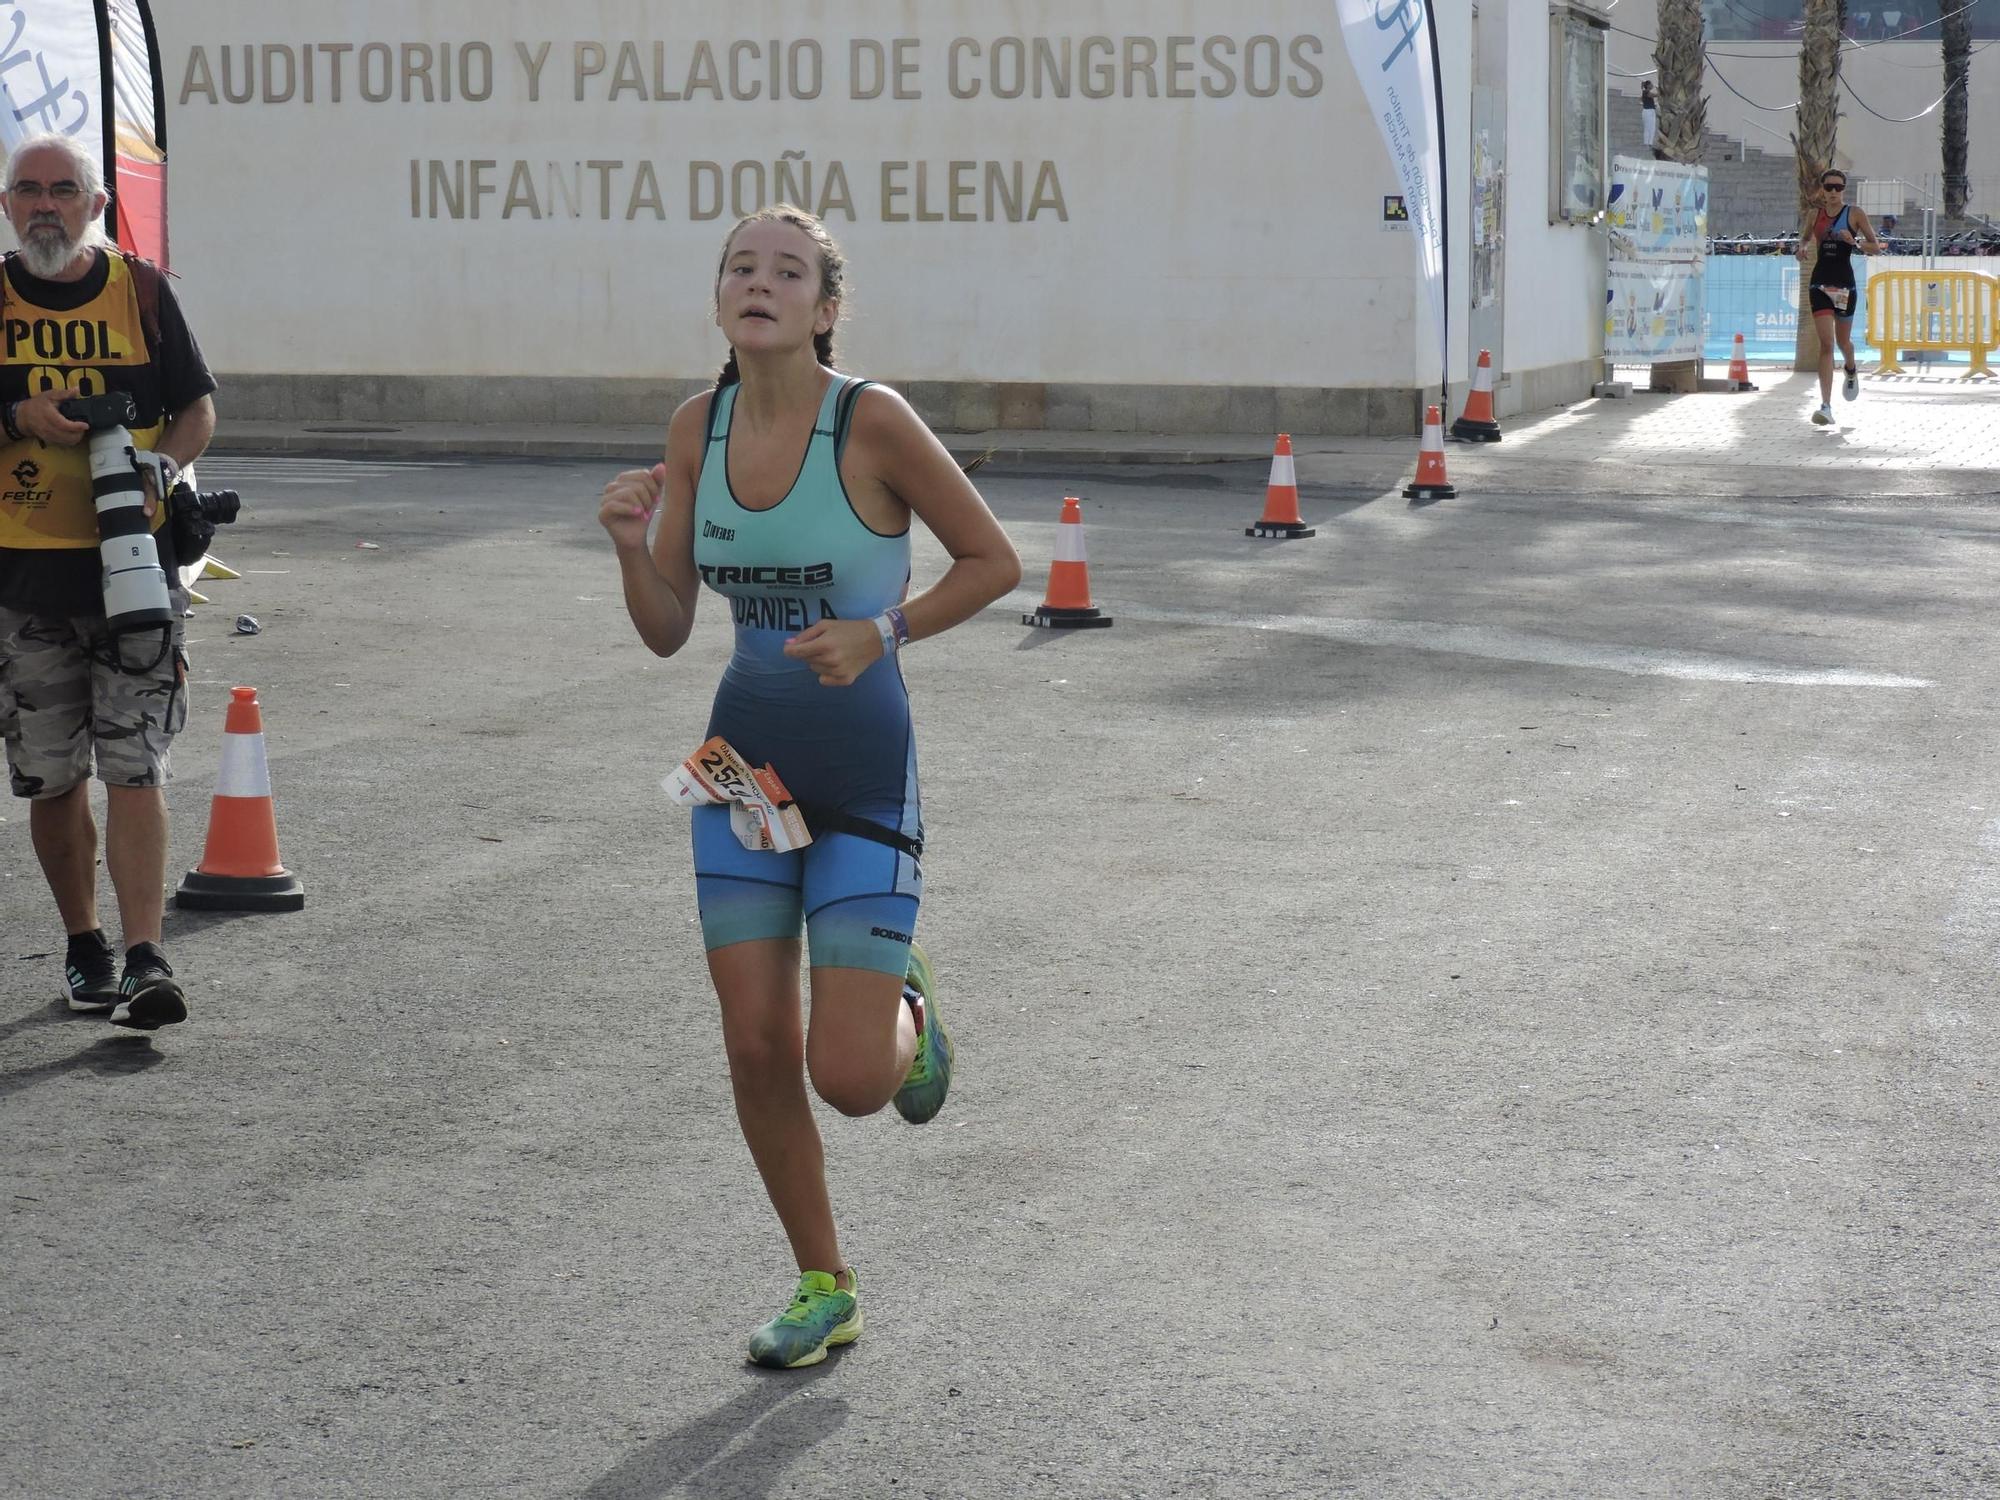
1334, 0, 1448, 387
0, 0, 101, 156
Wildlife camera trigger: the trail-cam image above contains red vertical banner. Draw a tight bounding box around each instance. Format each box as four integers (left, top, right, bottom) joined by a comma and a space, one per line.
106, 0, 164, 264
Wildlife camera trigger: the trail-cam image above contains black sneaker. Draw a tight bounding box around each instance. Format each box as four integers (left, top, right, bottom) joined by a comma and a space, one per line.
63, 929, 122, 1013
111, 942, 187, 1031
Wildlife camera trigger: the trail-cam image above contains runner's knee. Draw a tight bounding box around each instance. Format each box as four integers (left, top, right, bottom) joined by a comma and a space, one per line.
807, 1053, 894, 1117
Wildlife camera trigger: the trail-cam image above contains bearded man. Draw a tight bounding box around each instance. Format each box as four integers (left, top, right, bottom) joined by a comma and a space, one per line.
0, 130, 217, 1029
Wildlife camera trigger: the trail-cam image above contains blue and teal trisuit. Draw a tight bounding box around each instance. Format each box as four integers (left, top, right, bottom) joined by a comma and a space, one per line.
690, 373, 922, 977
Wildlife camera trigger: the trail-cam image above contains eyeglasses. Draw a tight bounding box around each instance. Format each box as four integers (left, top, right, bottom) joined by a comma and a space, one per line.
6, 181, 82, 202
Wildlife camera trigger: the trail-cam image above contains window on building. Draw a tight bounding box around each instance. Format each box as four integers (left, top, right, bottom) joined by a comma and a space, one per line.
1551, 8, 1608, 222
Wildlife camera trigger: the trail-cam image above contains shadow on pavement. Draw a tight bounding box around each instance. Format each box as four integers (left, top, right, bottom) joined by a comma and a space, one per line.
0, 998, 85, 1046
0, 1034, 165, 1101
578, 1364, 850, 1500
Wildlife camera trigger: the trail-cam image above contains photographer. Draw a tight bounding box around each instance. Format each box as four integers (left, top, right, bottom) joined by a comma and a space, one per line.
0, 131, 216, 1030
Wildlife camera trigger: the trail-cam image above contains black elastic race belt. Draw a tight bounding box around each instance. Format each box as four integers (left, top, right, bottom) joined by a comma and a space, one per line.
795, 802, 923, 859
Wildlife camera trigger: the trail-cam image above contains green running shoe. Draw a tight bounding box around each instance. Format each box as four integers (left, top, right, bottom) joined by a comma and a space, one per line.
893, 941, 953, 1124
747, 1270, 862, 1369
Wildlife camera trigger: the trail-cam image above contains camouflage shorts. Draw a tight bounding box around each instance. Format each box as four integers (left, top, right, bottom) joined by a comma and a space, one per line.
0, 595, 189, 798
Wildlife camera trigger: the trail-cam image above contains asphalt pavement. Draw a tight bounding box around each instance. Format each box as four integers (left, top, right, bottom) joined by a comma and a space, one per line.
4, 378, 1999, 1498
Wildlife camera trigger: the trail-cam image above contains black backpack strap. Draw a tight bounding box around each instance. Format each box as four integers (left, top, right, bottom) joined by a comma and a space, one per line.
118, 251, 164, 358
833, 378, 875, 463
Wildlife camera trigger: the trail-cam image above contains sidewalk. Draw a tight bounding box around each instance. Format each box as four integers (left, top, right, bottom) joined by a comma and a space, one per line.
207, 369, 2000, 495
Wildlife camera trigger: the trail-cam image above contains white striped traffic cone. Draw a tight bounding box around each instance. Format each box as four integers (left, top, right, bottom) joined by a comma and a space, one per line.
1402, 406, 1458, 501
174, 686, 305, 912
1450, 350, 1503, 441
1246, 434, 1315, 538
1023, 496, 1113, 628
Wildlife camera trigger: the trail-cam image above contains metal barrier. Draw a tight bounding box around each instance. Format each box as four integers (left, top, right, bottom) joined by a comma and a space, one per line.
1864, 270, 1998, 376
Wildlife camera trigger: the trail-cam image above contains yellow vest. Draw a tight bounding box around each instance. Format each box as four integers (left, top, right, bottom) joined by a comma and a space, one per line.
0, 253, 168, 549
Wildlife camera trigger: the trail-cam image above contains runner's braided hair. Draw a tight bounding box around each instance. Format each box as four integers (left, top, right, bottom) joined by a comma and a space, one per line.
713, 204, 846, 388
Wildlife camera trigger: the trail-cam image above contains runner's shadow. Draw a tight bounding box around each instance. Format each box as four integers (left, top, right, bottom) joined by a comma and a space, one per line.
0, 1035, 165, 1101
0, 998, 89, 1046
577, 1363, 850, 1499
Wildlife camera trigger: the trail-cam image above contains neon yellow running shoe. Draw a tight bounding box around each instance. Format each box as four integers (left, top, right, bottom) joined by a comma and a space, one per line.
893, 941, 953, 1124
747, 1270, 861, 1369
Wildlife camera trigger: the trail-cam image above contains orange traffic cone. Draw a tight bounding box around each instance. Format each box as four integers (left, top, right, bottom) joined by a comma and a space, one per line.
1402, 406, 1458, 501
1450, 349, 1503, 442
1245, 434, 1316, 539
1023, 496, 1113, 629
1727, 333, 1756, 392
175, 686, 306, 911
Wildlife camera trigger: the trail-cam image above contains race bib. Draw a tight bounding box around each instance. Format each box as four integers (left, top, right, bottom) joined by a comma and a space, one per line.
1827, 286, 1850, 313
663, 736, 813, 853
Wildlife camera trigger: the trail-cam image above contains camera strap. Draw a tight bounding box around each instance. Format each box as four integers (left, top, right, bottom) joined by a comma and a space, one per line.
88, 622, 172, 677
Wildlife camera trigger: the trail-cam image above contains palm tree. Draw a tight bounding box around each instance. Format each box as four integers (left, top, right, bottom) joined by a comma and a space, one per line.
1791, 0, 1842, 370
1653, 0, 1708, 162
1649, 0, 1707, 390
1942, 0, 1971, 218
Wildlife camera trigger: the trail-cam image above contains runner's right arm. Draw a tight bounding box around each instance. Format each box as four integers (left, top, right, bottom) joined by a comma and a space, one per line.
602, 393, 706, 658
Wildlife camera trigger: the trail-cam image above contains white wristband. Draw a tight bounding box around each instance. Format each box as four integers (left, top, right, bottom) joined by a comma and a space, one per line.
873, 612, 898, 654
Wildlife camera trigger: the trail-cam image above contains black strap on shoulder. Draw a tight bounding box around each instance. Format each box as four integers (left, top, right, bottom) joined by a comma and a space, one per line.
120, 251, 164, 357
833, 378, 875, 462
704, 384, 728, 443
797, 800, 923, 860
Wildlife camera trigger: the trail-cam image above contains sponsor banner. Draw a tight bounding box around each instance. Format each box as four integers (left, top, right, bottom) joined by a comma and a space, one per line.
1606, 261, 1703, 361
1336, 0, 1447, 377
1606, 155, 1709, 261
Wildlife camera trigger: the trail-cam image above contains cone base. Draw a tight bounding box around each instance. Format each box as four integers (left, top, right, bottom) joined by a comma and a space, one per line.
175, 868, 306, 912
1403, 482, 1458, 500
1449, 420, 1502, 442
1246, 522, 1317, 539
1023, 606, 1114, 629
1729, 379, 1757, 392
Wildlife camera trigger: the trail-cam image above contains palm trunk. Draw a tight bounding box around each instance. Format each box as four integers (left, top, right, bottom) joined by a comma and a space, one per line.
1653, 0, 1708, 163
1942, 0, 1971, 218
1791, 0, 1842, 373
1649, 0, 1707, 391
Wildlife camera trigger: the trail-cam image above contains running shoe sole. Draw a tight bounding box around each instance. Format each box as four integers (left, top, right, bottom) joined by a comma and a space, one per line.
1811, 409, 1833, 425
63, 978, 120, 1013
111, 980, 188, 1031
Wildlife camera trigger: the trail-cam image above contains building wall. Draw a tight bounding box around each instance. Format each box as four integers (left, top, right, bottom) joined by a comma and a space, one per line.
1495, 0, 1609, 412
35, 3, 1602, 432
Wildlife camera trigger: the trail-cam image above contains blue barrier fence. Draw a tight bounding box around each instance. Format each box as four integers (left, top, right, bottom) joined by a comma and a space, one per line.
1701, 255, 1999, 365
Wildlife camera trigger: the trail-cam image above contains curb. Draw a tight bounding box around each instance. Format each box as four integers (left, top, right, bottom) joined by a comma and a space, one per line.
203, 429, 1281, 468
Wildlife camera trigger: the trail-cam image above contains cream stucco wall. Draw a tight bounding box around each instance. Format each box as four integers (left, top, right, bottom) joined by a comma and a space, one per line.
9, 3, 1611, 430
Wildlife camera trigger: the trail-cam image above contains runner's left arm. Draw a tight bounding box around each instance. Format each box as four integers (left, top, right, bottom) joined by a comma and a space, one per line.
1849, 208, 1884, 255
852, 385, 1020, 643
780, 385, 1020, 686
